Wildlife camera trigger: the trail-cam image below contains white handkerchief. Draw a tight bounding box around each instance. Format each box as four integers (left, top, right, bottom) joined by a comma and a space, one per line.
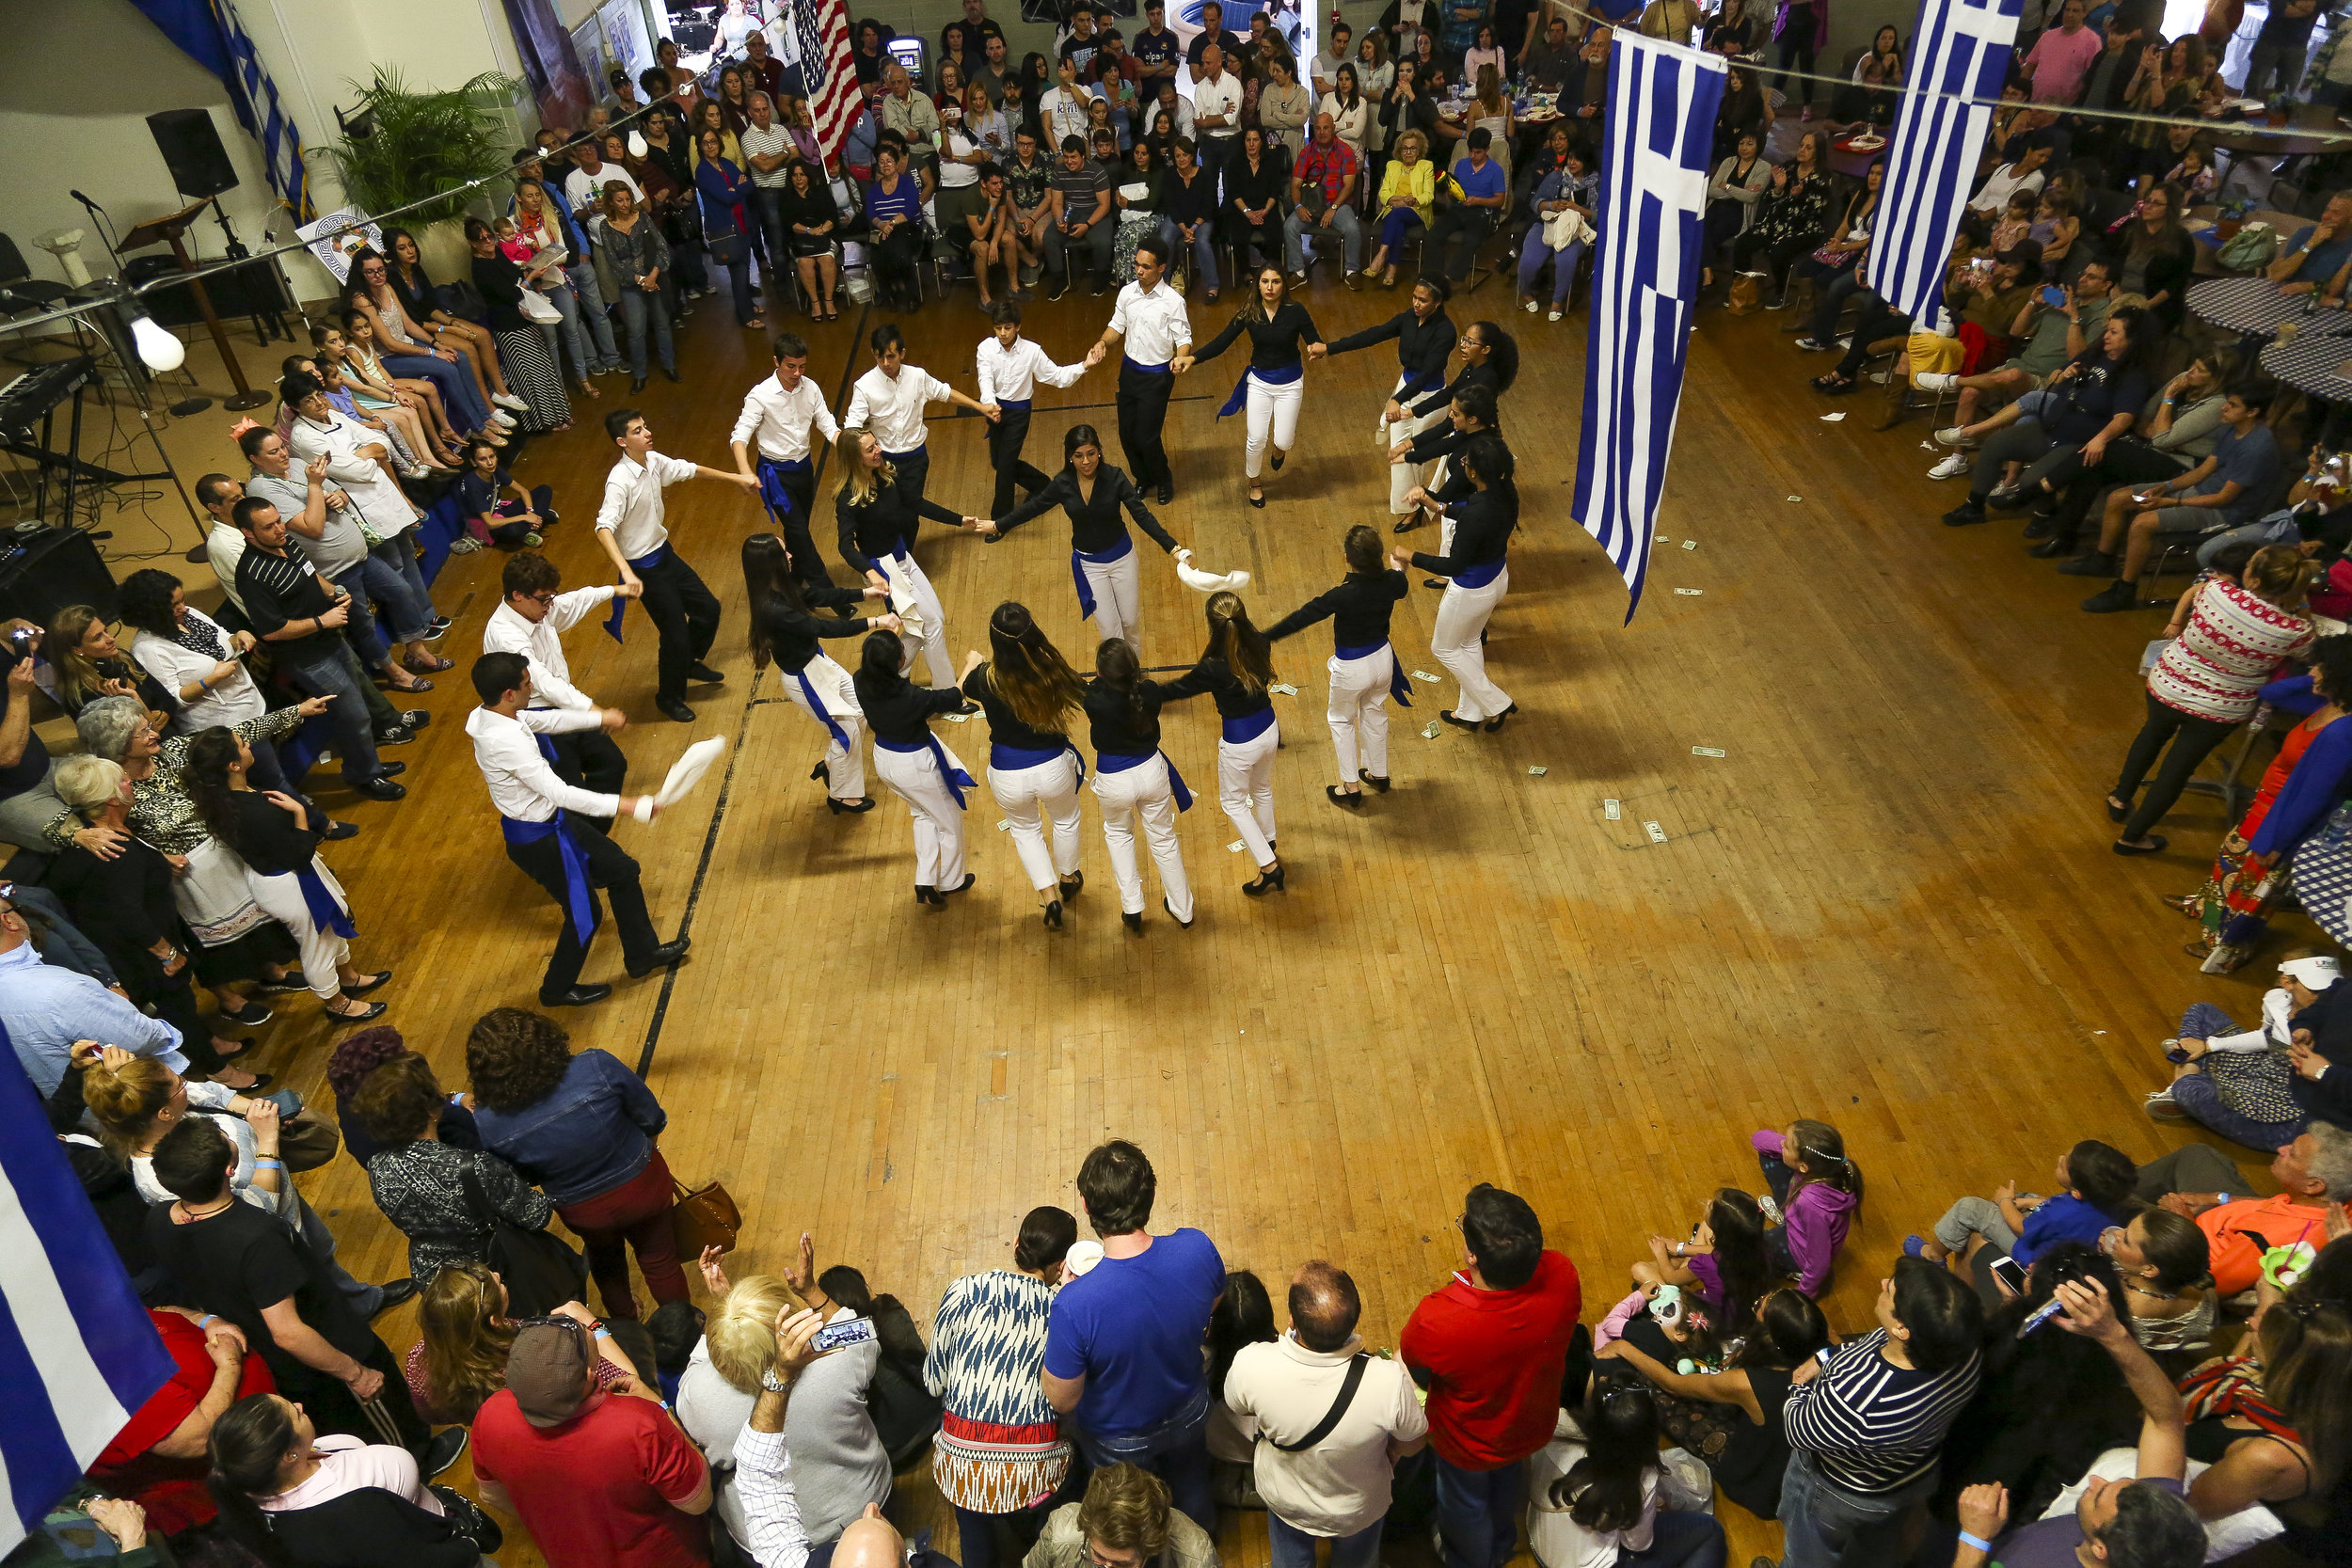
1176, 555, 1250, 593
633, 737, 727, 822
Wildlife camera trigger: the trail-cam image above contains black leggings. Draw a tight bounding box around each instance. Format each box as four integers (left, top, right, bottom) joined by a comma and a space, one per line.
2114, 691, 2240, 841
1729, 230, 1809, 289
1775, 9, 1818, 105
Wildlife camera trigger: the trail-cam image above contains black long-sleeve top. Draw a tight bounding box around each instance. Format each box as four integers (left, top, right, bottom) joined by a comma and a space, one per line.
755, 587, 875, 674
1406, 417, 1486, 466
838, 480, 965, 575
1193, 300, 1322, 373
1082, 676, 1201, 754
1426, 359, 1502, 415
1429, 455, 1477, 508
1264, 570, 1410, 651
45, 838, 184, 993
852, 670, 969, 746
1223, 150, 1290, 217
1165, 165, 1221, 227
223, 789, 323, 877
961, 665, 1074, 752
1409, 482, 1518, 577
994, 464, 1178, 554
1165, 652, 1272, 721
1324, 309, 1458, 414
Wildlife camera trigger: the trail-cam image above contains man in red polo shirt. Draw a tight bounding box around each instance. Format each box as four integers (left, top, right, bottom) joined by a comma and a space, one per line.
1398, 1183, 1581, 1568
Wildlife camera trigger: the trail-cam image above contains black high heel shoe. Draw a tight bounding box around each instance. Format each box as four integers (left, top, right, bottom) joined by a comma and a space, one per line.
1164, 896, 1195, 928
1042, 898, 1063, 929
826, 796, 877, 815
1483, 703, 1519, 733
1359, 770, 1391, 793
1326, 784, 1363, 808
942, 873, 977, 895
811, 760, 829, 784
1243, 863, 1286, 896
915, 884, 943, 906
1439, 709, 1481, 732
1247, 487, 1265, 509
1271, 452, 1285, 470
1122, 910, 1144, 933
1058, 869, 1084, 898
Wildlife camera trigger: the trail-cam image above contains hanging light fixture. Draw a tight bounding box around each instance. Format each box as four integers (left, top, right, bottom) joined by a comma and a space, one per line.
123, 298, 186, 372
628, 129, 649, 158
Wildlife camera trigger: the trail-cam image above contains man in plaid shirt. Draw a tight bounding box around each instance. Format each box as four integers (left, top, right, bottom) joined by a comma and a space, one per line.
1282, 114, 1363, 286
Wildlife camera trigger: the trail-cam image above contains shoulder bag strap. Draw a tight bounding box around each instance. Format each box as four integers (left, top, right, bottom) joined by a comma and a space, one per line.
1265, 1352, 1370, 1453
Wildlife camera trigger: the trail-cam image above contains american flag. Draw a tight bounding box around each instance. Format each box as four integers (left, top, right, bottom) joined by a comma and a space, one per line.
795, 0, 863, 165
1571, 32, 1724, 621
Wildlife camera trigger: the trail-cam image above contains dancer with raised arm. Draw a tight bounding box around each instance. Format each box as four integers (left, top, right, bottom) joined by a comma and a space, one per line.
1266, 525, 1411, 806
981, 424, 1184, 654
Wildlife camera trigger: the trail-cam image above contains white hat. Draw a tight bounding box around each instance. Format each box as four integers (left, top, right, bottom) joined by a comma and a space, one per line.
2280, 955, 2342, 990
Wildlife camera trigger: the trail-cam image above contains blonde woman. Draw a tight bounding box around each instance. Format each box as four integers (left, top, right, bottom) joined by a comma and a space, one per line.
833, 425, 991, 690
676, 1265, 802, 1555
1367, 129, 1435, 287
1183, 263, 1322, 507
408, 1265, 633, 1425
43, 604, 170, 719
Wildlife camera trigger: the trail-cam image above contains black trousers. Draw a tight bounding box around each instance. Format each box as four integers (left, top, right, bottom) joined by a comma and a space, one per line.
549, 726, 628, 832
889, 444, 933, 513
1218, 209, 1282, 271
1425, 206, 1497, 280
1729, 230, 1811, 291
2048, 441, 2188, 546
2114, 690, 2241, 842
1833, 296, 1907, 377
757, 456, 831, 589
1117, 364, 1175, 491
989, 404, 1050, 516
639, 550, 722, 703
505, 816, 660, 997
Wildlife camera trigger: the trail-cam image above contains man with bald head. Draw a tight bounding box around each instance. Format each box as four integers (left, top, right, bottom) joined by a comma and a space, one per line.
1222, 1261, 1429, 1568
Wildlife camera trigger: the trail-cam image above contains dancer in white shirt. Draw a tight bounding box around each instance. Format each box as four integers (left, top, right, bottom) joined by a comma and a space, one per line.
596, 407, 758, 723
1093, 236, 1193, 504
730, 332, 841, 594
844, 322, 1000, 511
466, 652, 685, 1007
483, 551, 641, 827
975, 301, 1104, 515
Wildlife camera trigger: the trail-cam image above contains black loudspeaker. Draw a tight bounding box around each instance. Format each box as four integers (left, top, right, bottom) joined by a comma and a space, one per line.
147, 109, 240, 199
0, 526, 120, 627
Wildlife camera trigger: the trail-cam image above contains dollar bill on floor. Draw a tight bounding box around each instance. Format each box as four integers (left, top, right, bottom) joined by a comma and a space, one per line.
1681, 539, 1697, 550
1228, 841, 1246, 852
1422, 721, 1442, 739
1644, 821, 1668, 845
1692, 747, 1725, 758
1604, 799, 1621, 820
1410, 670, 1442, 682
1674, 588, 1702, 596
1527, 766, 1547, 776
996, 820, 1010, 831
1269, 682, 1297, 696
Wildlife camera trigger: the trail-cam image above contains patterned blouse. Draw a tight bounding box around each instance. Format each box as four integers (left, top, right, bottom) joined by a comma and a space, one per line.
924, 1269, 1070, 1513
364, 1139, 554, 1281
2149, 576, 2315, 724
40, 707, 304, 854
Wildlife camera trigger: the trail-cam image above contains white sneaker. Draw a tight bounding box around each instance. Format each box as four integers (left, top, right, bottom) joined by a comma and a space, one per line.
488, 408, 517, 428
490, 391, 530, 412
1928, 452, 1969, 480
1933, 425, 1978, 449
1548, 308, 1563, 322
1524, 298, 1539, 313
1914, 372, 1958, 392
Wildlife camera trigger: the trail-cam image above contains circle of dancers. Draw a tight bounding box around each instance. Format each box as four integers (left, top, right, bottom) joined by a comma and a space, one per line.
467, 234, 1522, 990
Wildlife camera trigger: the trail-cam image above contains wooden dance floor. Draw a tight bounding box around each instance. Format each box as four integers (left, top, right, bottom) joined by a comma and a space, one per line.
256, 277, 2281, 1566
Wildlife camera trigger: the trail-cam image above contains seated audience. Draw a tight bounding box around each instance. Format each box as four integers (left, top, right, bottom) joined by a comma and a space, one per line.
1631, 1188, 1771, 1334
87, 1307, 273, 1534
407, 1268, 632, 1426
352, 1049, 555, 1284
2070, 389, 2285, 614
1026, 1462, 1219, 1568
206, 1392, 485, 1567
1526, 1388, 1725, 1568
1752, 1120, 1861, 1298
1906, 1139, 2139, 1305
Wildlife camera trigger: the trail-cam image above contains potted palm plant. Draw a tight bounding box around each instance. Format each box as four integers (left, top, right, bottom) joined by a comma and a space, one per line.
328, 68, 526, 282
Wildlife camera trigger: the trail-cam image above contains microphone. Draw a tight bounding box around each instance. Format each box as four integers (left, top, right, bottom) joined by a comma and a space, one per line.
70, 190, 103, 211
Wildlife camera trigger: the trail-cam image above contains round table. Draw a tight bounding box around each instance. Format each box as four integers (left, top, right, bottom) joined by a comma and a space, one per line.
2259, 319, 2352, 400
2186, 274, 2322, 337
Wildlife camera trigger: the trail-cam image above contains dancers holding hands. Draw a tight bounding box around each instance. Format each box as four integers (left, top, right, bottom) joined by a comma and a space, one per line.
853, 630, 982, 906
1266, 525, 1411, 806
1085, 639, 1205, 932
742, 533, 899, 816
833, 427, 991, 692
1168, 593, 1286, 895
963, 603, 1090, 930
1392, 433, 1519, 734
980, 423, 1183, 653
975, 302, 1104, 515
1182, 263, 1322, 508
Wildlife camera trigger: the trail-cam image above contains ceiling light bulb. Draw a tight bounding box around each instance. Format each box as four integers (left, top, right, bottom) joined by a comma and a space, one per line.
628, 130, 649, 158
130, 313, 185, 372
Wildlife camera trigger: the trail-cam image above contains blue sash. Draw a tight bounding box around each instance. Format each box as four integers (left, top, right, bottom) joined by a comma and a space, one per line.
794, 668, 851, 751
875, 734, 976, 810
1122, 356, 1172, 376
1221, 704, 1276, 744
994, 396, 1032, 412
1216, 359, 1303, 420
755, 454, 810, 524
1071, 533, 1135, 620
1097, 749, 1192, 811
1394, 366, 1445, 413
1454, 556, 1506, 590
602, 546, 669, 641
1337, 638, 1412, 706
883, 443, 927, 465
501, 815, 598, 940
294, 863, 358, 940
991, 740, 1086, 784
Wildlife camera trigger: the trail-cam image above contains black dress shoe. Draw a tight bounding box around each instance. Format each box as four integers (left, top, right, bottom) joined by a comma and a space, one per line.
342, 969, 394, 996
349, 776, 407, 801
1359, 771, 1391, 793
657, 697, 698, 722
368, 1277, 420, 1319
327, 1000, 389, 1024
541, 983, 614, 1006
1042, 898, 1064, 929
1327, 784, 1365, 807
319, 818, 359, 841
632, 374, 649, 392
2021, 514, 2057, 539
1155, 480, 1174, 504
1122, 910, 1144, 932
661, 366, 682, 383
825, 795, 877, 814
374, 761, 407, 777
687, 661, 725, 683
217, 1001, 274, 1027
1483, 703, 1519, 733
1243, 863, 1286, 895
1438, 709, 1482, 732
1163, 895, 1195, 928
421, 1428, 469, 1481
626, 938, 691, 979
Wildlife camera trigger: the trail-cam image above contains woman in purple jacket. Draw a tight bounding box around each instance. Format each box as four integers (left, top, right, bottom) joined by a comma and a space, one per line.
1751, 1119, 1860, 1298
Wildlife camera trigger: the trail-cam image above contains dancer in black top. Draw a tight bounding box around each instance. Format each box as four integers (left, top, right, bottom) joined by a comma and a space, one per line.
851, 629, 980, 905
1184, 265, 1323, 507
963, 602, 1089, 929
984, 423, 1184, 651
1084, 637, 1206, 930
1310, 274, 1456, 520
1267, 525, 1413, 806
1168, 592, 1286, 895
743, 532, 898, 816
1391, 434, 1518, 732
834, 426, 989, 693
1391, 321, 1516, 531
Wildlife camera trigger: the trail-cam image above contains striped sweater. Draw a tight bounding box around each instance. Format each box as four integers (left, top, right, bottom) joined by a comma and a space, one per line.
2149, 577, 2315, 724
1781, 1329, 1980, 1494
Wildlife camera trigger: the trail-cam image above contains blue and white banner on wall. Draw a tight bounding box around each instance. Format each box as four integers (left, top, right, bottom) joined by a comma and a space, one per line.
1865, 0, 2023, 324
1572, 31, 1724, 621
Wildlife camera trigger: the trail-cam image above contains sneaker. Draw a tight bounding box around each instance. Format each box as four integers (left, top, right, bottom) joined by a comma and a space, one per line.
1047, 276, 1072, 301
490, 391, 530, 412
1548, 308, 1563, 322
1914, 372, 1958, 392
1288, 271, 1309, 289
1933, 425, 1978, 449
1928, 452, 1969, 480
375, 724, 416, 746
487, 408, 517, 428
1524, 297, 1539, 313
1794, 336, 1835, 352
523, 530, 545, 546
2081, 579, 2141, 613
447, 536, 483, 553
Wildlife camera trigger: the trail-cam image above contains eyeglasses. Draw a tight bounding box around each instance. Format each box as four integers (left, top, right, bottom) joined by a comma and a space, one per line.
1084, 1549, 1142, 1568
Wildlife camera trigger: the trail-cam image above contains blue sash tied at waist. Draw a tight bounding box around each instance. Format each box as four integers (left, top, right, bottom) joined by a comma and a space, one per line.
1220, 704, 1276, 745
794, 668, 852, 752
603, 546, 669, 641
994, 396, 1032, 411
501, 815, 598, 940
991, 740, 1086, 784
1453, 556, 1506, 590
293, 863, 358, 941
875, 734, 976, 809
1070, 532, 1135, 620
1122, 356, 1171, 376
1097, 749, 1192, 811
1216, 359, 1303, 420
755, 454, 810, 522
1337, 638, 1412, 706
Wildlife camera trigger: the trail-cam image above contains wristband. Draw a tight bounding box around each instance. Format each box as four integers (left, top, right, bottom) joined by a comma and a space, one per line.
2217, 1191, 2231, 1205
199, 1313, 216, 1330
595, 1327, 612, 1340
254, 1158, 284, 1170
1958, 1532, 1994, 1553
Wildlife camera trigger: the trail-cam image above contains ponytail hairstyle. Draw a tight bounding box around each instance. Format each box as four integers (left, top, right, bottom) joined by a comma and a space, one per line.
1458, 432, 1514, 489
1786, 1118, 1864, 1206
857, 627, 906, 685
1467, 321, 1518, 393
1096, 636, 1149, 728
206, 1395, 298, 1568
1343, 524, 1386, 577
82, 1053, 180, 1157
1704, 1188, 1770, 1335
2244, 541, 2320, 610
986, 601, 1087, 735
183, 727, 251, 857
1733, 1286, 1831, 1370
1204, 591, 1275, 696
1548, 1387, 1661, 1531
742, 531, 810, 670
1016, 1205, 1079, 1273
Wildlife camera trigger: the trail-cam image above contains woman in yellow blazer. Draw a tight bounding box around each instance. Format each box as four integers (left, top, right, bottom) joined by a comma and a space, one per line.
1369, 128, 1437, 288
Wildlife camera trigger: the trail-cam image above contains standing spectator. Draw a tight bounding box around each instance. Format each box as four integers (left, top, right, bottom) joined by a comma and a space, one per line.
1024, 1463, 1220, 1568
1767, 1259, 1984, 1568
1399, 1182, 1584, 1568
2021, 0, 2105, 103
1223, 1260, 1429, 1568
1043, 1139, 1227, 1530
928, 1207, 1081, 1568
470, 1317, 713, 1567
2248, 0, 2323, 97
352, 1050, 556, 1283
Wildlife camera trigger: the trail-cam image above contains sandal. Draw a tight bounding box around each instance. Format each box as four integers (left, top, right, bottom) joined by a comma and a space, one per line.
1810, 372, 1855, 393
402, 654, 455, 675
2159, 894, 2202, 916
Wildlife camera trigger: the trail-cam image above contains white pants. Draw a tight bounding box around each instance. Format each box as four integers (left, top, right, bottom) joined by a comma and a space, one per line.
246, 860, 351, 1000
1245, 373, 1304, 479
1380, 374, 1444, 515
1432, 567, 1512, 722
783, 653, 866, 800
1327, 646, 1395, 780
989, 752, 1084, 893
874, 739, 969, 890
881, 549, 955, 689
1092, 754, 1192, 922
1217, 722, 1280, 869
1079, 545, 1144, 653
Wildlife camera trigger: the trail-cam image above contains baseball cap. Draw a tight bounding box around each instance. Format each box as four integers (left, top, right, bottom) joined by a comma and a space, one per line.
506, 1318, 595, 1427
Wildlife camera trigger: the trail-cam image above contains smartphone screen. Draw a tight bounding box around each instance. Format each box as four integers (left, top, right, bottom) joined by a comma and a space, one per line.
812, 1316, 878, 1353
1990, 1257, 2028, 1295
2041, 286, 2066, 307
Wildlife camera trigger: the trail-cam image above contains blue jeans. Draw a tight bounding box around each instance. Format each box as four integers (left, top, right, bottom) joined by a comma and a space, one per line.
537, 275, 591, 381
1518, 228, 1581, 303
1776, 1449, 1936, 1568
279, 640, 386, 783
563, 259, 623, 369
2197, 512, 2299, 569
1626, 1512, 1726, 1568
340, 544, 432, 646
615, 286, 675, 376
707, 232, 759, 324
380, 349, 492, 434
1266, 1513, 1383, 1568
1073, 1402, 1215, 1534
1434, 1451, 1526, 1568
1168, 220, 1218, 288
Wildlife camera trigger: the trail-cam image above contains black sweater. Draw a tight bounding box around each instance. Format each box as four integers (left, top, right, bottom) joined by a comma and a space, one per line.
222, 789, 322, 877
961, 665, 1075, 752
245, 1486, 484, 1568
1324, 309, 1458, 414
1224, 150, 1290, 217
994, 465, 1178, 553
1264, 571, 1410, 651
1409, 482, 1518, 577
755, 586, 875, 673
1082, 676, 1201, 754
1166, 652, 1273, 721
838, 481, 965, 575
1165, 166, 1221, 227
1193, 300, 1322, 373
45, 839, 186, 994
852, 671, 969, 746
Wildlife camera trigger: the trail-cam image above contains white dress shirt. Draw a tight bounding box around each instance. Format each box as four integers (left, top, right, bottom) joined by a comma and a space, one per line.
597, 450, 701, 560
732, 373, 841, 463
467, 705, 618, 821
130, 619, 264, 734
734, 1424, 810, 1568
284, 410, 419, 547
483, 588, 616, 711
976, 336, 1089, 404
846, 365, 956, 453
1192, 70, 1242, 138
207, 522, 248, 613
1109, 278, 1193, 365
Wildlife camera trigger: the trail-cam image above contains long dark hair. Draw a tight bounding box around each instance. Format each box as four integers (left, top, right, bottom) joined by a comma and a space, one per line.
1206, 1269, 1277, 1398
1464, 321, 1518, 393
1733, 1287, 1831, 1370
743, 531, 810, 669
985, 602, 1086, 735
1548, 1388, 1660, 1531
206, 1395, 297, 1568
1063, 422, 1107, 469
1343, 523, 1385, 576
1204, 591, 1275, 695
1096, 636, 1148, 727
856, 627, 905, 687
1704, 1189, 1770, 1335
183, 727, 251, 857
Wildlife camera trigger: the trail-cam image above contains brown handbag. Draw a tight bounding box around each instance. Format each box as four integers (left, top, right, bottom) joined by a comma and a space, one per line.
1725, 272, 1764, 315
672, 1176, 741, 1257
275, 1112, 342, 1173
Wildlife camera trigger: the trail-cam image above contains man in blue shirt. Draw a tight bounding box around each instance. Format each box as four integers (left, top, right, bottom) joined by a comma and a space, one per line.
0, 895, 188, 1097
1130, 0, 1182, 92
2267, 189, 2352, 294
1042, 1139, 1225, 1531
2078, 388, 2285, 613
1424, 130, 1511, 282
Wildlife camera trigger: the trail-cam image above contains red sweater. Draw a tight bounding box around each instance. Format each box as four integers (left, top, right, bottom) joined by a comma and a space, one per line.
1398, 1249, 1583, 1469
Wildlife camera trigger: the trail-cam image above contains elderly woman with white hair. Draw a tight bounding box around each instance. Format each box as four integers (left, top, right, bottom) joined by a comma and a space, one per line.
2145, 952, 2338, 1149
39, 696, 321, 1027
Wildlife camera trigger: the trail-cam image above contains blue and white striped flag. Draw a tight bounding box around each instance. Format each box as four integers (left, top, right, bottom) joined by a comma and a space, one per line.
0, 1028, 173, 1556
1864, 0, 2022, 324
212, 0, 315, 222
1572, 32, 1724, 620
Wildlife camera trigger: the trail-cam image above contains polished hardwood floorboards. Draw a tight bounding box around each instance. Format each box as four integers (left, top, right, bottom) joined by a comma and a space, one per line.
230, 270, 2296, 1568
